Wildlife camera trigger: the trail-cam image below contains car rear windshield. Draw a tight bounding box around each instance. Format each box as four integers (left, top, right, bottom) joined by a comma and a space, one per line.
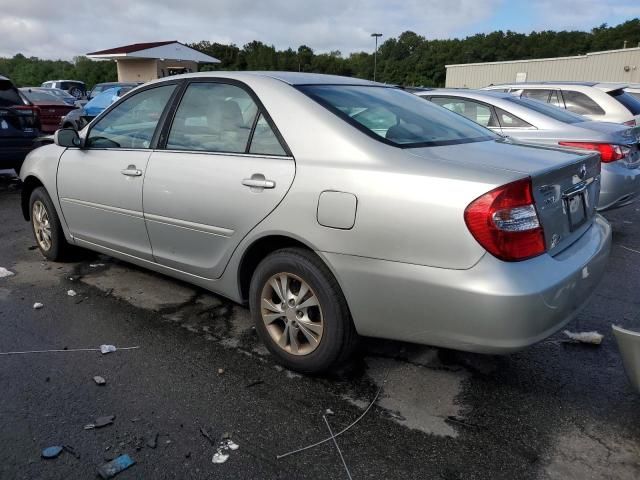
506, 96, 586, 124
609, 89, 640, 115
21, 90, 60, 102
297, 85, 497, 147
0, 80, 24, 107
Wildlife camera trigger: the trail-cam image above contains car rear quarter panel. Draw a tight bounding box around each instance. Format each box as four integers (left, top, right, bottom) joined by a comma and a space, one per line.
233, 80, 525, 271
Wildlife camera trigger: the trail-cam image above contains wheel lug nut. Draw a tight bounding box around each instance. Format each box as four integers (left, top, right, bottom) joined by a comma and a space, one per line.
288, 299, 295, 307
297, 311, 303, 318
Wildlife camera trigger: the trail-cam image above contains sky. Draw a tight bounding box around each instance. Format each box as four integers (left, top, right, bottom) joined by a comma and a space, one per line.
0, 0, 639, 59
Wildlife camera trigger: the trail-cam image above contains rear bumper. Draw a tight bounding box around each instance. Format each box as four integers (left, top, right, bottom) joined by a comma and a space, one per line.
0, 138, 37, 166
598, 162, 640, 211
322, 215, 611, 353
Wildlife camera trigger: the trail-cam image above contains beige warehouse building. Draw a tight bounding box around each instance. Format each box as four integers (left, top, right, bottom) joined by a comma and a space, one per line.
87, 41, 219, 83
445, 47, 640, 88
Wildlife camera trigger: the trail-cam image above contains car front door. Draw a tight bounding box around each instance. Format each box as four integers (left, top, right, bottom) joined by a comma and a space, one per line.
57, 83, 178, 259
143, 80, 295, 279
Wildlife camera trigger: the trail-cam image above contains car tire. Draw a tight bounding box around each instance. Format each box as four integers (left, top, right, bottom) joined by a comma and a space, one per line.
29, 187, 72, 261
69, 87, 82, 99
249, 247, 358, 374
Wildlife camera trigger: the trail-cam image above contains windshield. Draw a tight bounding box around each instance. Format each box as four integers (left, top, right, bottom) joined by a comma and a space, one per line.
297, 85, 497, 147
609, 89, 640, 115
507, 96, 585, 124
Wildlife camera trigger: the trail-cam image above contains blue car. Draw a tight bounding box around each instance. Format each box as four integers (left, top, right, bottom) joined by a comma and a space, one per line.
61, 86, 135, 130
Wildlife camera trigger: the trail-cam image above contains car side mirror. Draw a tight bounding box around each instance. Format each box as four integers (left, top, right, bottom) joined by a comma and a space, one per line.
54, 128, 82, 148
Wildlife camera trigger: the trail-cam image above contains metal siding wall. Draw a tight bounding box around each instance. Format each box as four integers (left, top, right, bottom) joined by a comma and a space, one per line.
445, 49, 640, 87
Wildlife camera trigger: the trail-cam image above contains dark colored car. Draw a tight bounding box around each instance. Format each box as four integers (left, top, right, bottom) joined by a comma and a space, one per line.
88, 82, 140, 100
20, 88, 77, 133
0, 75, 40, 172
41, 80, 87, 99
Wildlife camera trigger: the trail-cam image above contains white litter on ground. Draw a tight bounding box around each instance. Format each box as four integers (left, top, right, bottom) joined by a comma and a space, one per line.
211, 439, 239, 464
621, 245, 640, 255
89, 263, 105, 268
0, 267, 14, 278
100, 345, 117, 354
33, 302, 44, 310
67, 290, 77, 297
563, 330, 604, 345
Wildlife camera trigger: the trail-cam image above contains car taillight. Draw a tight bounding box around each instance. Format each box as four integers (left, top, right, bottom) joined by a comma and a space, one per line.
623, 119, 637, 127
558, 142, 628, 163
464, 177, 546, 262
13, 105, 41, 129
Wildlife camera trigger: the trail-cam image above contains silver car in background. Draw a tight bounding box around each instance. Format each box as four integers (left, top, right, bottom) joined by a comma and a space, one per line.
20, 72, 611, 373
417, 89, 640, 211
483, 82, 640, 127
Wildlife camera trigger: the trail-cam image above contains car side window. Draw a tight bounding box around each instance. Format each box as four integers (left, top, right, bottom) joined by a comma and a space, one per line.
167, 82, 259, 153
561, 90, 605, 116
86, 84, 176, 149
521, 89, 551, 103
430, 97, 498, 127
249, 114, 287, 156
495, 107, 533, 128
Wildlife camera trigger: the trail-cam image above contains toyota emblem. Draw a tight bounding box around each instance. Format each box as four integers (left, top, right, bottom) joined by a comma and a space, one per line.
578, 164, 587, 179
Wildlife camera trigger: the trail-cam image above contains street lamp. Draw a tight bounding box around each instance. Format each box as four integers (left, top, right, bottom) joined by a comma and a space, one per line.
371, 33, 382, 82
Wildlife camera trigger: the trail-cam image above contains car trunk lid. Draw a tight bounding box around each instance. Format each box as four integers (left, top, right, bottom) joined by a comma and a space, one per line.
408, 139, 602, 257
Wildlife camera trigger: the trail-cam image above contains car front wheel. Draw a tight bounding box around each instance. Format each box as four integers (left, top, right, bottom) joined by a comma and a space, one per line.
29, 187, 71, 261
249, 248, 358, 374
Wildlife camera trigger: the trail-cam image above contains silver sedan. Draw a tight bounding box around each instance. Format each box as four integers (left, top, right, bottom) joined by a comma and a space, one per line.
417, 89, 640, 210
19, 72, 611, 373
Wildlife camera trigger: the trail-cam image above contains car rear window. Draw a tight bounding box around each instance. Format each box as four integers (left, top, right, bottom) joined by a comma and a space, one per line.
609, 89, 640, 115
298, 85, 496, 148
21, 89, 60, 103
0, 80, 24, 107
507, 96, 586, 124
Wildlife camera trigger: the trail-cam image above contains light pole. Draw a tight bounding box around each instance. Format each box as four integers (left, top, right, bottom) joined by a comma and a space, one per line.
371, 33, 382, 82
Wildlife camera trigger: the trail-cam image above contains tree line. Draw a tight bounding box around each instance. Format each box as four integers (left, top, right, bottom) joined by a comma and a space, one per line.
1, 19, 638, 88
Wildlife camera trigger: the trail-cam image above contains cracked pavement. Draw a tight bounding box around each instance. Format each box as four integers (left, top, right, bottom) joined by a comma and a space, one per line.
1, 169, 639, 479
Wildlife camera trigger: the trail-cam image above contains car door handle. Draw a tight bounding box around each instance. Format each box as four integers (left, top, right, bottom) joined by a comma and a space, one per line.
121, 165, 142, 177
242, 178, 275, 189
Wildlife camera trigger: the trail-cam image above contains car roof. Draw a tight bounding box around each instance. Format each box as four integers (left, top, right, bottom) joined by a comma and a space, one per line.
44, 80, 86, 84
489, 81, 628, 91
420, 89, 512, 100
152, 71, 381, 87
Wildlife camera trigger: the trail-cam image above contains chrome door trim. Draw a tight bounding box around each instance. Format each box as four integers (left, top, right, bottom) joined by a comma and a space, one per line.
144, 212, 235, 237
59, 197, 143, 219
158, 149, 293, 160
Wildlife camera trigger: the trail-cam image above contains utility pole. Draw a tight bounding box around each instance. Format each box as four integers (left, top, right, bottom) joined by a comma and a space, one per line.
371, 33, 382, 82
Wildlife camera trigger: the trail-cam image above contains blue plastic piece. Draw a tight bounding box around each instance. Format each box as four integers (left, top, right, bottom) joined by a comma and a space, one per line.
97, 454, 135, 479
42, 446, 63, 459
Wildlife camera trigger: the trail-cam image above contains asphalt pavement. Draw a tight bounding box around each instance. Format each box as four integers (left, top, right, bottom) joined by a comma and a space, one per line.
0, 169, 639, 479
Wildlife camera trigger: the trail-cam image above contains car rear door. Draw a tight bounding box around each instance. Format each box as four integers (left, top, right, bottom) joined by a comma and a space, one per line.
57, 82, 179, 259
143, 80, 295, 279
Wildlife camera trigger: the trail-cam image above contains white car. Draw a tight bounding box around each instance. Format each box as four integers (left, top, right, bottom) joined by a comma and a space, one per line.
484, 82, 640, 126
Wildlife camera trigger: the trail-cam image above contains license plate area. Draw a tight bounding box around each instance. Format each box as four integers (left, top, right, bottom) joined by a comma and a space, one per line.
564, 190, 587, 232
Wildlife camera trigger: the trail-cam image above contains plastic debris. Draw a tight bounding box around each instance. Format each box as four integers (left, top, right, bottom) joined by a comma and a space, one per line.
325, 408, 335, 415
563, 330, 603, 345
90, 263, 106, 268
67, 290, 77, 297
146, 433, 159, 449
93, 376, 106, 385
0, 346, 139, 356
85, 415, 115, 430
100, 345, 117, 355
97, 454, 135, 479
217, 368, 225, 375
0, 267, 14, 278
211, 439, 239, 464
33, 302, 44, 310
42, 446, 63, 459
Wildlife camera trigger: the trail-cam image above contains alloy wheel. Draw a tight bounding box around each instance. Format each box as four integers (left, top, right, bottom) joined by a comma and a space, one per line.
32, 200, 52, 251
260, 272, 324, 355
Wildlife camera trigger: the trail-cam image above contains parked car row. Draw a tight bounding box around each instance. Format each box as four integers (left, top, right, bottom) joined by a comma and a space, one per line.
415, 89, 640, 210
0, 75, 141, 172
18, 71, 613, 373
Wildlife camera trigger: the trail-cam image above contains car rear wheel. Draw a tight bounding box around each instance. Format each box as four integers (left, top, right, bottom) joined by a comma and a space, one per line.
249, 248, 358, 374
29, 187, 71, 261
